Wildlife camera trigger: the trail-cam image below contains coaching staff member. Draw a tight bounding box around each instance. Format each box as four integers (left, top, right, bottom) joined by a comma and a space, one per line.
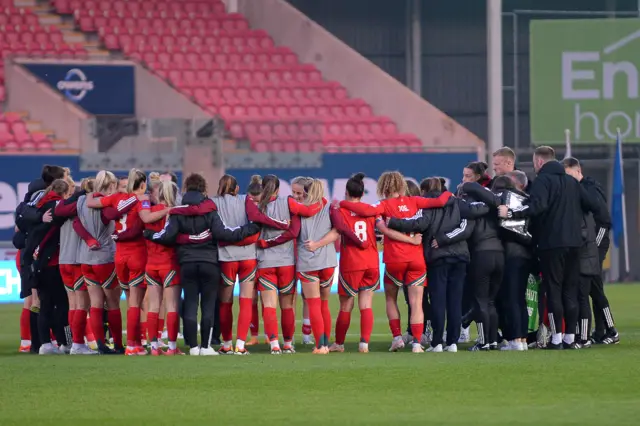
498, 146, 605, 349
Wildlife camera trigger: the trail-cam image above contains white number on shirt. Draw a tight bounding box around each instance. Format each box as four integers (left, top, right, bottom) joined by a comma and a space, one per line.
354, 220, 367, 242
118, 214, 127, 233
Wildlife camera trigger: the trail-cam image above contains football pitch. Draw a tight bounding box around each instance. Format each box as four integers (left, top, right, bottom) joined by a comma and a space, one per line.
0, 285, 639, 425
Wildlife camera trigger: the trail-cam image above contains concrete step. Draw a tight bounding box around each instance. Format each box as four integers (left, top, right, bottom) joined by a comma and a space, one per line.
25, 121, 42, 132
87, 49, 111, 59
15, 0, 38, 7
37, 13, 63, 25
52, 139, 68, 147
62, 31, 86, 43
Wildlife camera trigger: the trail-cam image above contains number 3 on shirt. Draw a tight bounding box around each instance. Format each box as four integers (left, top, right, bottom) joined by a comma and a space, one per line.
354, 220, 367, 242
118, 214, 127, 233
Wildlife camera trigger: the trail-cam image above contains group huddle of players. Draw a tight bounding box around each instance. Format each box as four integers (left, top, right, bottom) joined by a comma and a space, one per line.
19, 167, 454, 356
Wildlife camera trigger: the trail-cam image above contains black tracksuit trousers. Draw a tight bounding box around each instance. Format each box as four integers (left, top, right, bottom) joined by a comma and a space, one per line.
538, 247, 580, 337
471, 251, 504, 345
36, 267, 69, 346
591, 239, 616, 337
428, 260, 466, 346
500, 256, 531, 341
181, 262, 220, 349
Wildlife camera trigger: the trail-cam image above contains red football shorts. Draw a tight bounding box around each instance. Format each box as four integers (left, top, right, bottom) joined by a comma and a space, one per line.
60, 264, 86, 292
220, 259, 258, 286
384, 260, 426, 288
338, 268, 380, 297
298, 267, 336, 288
115, 252, 147, 290
145, 267, 180, 288
257, 265, 296, 294
82, 263, 117, 289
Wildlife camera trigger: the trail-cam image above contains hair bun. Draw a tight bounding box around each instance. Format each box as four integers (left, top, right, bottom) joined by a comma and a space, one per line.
250, 175, 261, 184
352, 172, 366, 182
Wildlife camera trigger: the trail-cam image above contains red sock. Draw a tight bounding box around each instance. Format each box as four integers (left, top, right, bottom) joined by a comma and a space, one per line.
68, 309, 76, 330
250, 302, 259, 336
90, 307, 105, 344
306, 297, 324, 348
50, 329, 56, 341
263, 307, 279, 342
147, 312, 159, 342
360, 308, 373, 343
20, 308, 31, 340
140, 321, 147, 343
72, 309, 87, 344
157, 318, 165, 339
281, 307, 295, 342
220, 301, 234, 342
321, 300, 332, 342
167, 312, 179, 343
335, 310, 351, 345
389, 318, 402, 337
236, 297, 253, 342
127, 307, 141, 347
107, 309, 123, 348
85, 313, 95, 342
410, 323, 423, 343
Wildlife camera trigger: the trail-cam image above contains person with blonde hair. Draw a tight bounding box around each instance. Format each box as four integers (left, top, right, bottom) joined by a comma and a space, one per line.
338, 171, 452, 353
86, 168, 169, 355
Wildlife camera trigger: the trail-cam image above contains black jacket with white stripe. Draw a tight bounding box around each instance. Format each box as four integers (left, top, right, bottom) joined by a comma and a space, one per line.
580, 176, 611, 248
387, 193, 472, 264
508, 161, 606, 251
144, 191, 259, 265
462, 182, 532, 259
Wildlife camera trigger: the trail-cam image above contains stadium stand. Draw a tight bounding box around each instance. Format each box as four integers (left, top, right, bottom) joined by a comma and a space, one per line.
0, 1, 88, 151
52, 0, 423, 153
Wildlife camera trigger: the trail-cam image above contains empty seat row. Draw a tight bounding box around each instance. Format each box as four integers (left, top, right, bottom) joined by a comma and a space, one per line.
0, 13, 38, 26
75, 8, 226, 20
80, 15, 248, 33
55, 0, 226, 16
193, 85, 350, 102
0, 23, 61, 33
251, 139, 422, 154
1, 31, 66, 44
225, 119, 398, 137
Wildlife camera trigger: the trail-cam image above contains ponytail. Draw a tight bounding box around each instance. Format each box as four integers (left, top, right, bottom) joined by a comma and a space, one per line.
126, 168, 147, 193
258, 174, 279, 212
45, 179, 70, 198
217, 174, 238, 196
305, 179, 324, 205
159, 180, 178, 207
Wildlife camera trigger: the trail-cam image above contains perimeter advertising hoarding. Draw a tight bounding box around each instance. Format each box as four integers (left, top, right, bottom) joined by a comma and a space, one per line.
530, 18, 640, 144
23, 63, 135, 115
0, 152, 476, 301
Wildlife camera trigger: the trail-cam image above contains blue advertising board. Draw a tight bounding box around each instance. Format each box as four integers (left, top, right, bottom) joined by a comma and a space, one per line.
0, 152, 476, 302
0, 153, 475, 241
23, 63, 135, 115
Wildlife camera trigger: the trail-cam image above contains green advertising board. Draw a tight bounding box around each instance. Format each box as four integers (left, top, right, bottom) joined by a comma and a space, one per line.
530, 19, 640, 144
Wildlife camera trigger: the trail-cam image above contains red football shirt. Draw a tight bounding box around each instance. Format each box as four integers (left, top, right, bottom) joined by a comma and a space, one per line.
339, 193, 451, 264
143, 203, 176, 269
100, 192, 146, 254
338, 207, 379, 272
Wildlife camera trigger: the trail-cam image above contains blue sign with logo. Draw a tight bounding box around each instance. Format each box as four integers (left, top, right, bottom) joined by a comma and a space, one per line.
24, 63, 135, 115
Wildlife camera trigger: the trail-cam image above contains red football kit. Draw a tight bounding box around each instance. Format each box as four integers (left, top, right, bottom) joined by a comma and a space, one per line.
143, 203, 179, 288
100, 193, 147, 289
336, 207, 380, 297
339, 192, 451, 288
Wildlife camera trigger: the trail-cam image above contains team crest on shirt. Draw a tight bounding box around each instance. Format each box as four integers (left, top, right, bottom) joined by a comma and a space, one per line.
141, 200, 151, 209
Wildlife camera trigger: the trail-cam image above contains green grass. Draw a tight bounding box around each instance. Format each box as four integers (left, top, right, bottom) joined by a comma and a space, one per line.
1, 285, 640, 425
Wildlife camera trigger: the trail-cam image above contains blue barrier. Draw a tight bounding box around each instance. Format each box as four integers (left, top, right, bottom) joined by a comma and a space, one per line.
0, 152, 475, 241
0, 255, 388, 303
